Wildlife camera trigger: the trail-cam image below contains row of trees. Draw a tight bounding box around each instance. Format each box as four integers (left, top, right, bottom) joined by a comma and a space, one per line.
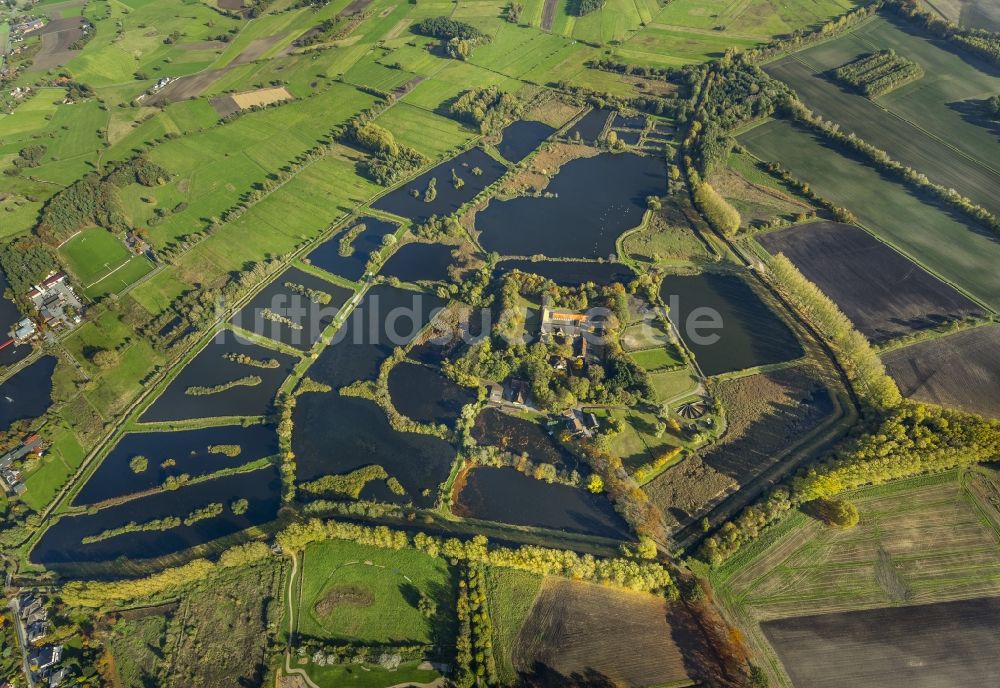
688, 168, 740, 236
454, 563, 498, 687
743, 2, 883, 63
782, 98, 1000, 235
278, 519, 674, 591
766, 252, 901, 410
832, 49, 924, 98
699, 403, 1000, 565
885, 0, 1000, 68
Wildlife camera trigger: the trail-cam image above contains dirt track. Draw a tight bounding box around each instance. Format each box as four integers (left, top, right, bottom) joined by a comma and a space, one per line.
540, 0, 559, 31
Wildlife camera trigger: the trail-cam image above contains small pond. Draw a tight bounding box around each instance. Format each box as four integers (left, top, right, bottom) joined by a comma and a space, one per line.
472, 408, 578, 472
476, 152, 663, 259
306, 284, 445, 390
612, 129, 642, 146
380, 243, 456, 283
31, 467, 281, 565
660, 273, 802, 376
139, 330, 297, 423
453, 467, 629, 540
292, 394, 455, 507
496, 260, 635, 286
305, 216, 399, 282
0, 355, 56, 431
497, 120, 556, 163
72, 423, 279, 506
231, 266, 352, 351
372, 148, 507, 225
613, 113, 647, 129
567, 108, 612, 142
388, 362, 476, 425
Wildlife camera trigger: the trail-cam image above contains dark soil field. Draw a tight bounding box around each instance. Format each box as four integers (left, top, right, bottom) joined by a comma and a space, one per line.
758, 222, 983, 342
209, 94, 239, 118
26, 17, 84, 71
146, 68, 232, 106
647, 366, 834, 527
883, 325, 1000, 418
512, 578, 692, 687
762, 597, 1000, 688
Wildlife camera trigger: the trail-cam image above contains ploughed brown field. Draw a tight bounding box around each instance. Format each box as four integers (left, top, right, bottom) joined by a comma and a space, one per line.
512, 578, 692, 687
883, 324, 1000, 419
762, 597, 1000, 688
757, 221, 983, 343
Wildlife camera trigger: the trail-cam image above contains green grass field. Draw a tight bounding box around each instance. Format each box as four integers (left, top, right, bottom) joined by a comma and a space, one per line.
485, 567, 543, 685
296, 539, 456, 645
649, 367, 699, 402
58, 227, 132, 284
629, 346, 684, 371
740, 119, 1000, 309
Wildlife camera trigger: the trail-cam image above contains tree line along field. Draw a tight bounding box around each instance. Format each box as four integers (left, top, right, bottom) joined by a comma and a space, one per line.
763, 15, 1000, 217
756, 221, 984, 343
712, 469, 1000, 686
739, 118, 1000, 310
883, 324, 1000, 419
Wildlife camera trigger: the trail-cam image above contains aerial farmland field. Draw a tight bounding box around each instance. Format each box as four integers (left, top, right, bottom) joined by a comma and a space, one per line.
883, 325, 1000, 418
4, 0, 1000, 685
740, 118, 1000, 309
757, 221, 984, 342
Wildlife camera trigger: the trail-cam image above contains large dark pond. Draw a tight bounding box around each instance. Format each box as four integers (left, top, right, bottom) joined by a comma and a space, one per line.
567, 108, 612, 142
496, 260, 635, 286
388, 362, 476, 425
292, 394, 455, 507
31, 467, 281, 565
0, 355, 56, 431
306, 284, 445, 389
476, 153, 663, 259
305, 216, 398, 282
497, 120, 556, 163
0, 269, 30, 367
372, 148, 507, 224
660, 273, 802, 376
380, 243, 455, 283
231, 266, 352, 351
139, 330, 297, 423
72, 424, 279, 506
453, 467, 629, 540
472, 408, 578, 472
